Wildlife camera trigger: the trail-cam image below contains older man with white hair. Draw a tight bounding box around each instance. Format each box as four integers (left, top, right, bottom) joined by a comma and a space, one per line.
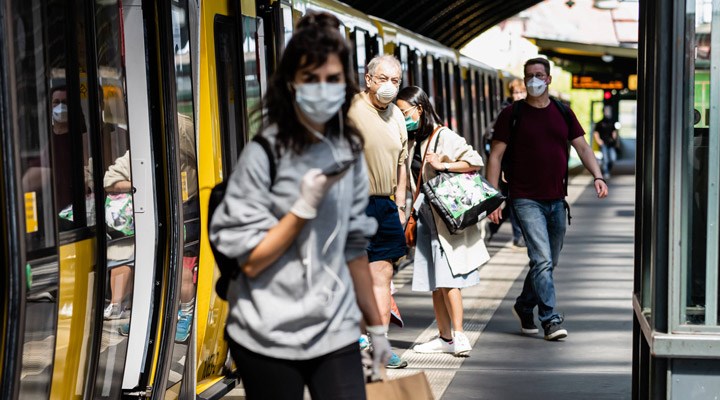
348, 55, 408, 369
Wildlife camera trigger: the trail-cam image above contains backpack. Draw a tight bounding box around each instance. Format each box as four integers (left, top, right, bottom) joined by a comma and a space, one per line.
208, 135, 276, 301
503, 97, 573, 196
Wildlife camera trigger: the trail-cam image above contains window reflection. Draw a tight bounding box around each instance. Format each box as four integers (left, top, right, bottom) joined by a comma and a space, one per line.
355, 31, 367, 90
685, 0, 718, 325
243, 16, 262, 136
168, 0, 200, 390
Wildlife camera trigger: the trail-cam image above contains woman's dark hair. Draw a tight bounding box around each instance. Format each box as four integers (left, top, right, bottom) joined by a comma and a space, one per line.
257, 11, 362, 154
396, 86, 443, 141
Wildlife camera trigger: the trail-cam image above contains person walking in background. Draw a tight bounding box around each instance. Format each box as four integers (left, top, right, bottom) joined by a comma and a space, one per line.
487, 57, 608, 341
209, 12, 390, 399
397, 86, 489, 357
503, 78, 527, 248
348, 54, 409, 369
593, 107, 619, 179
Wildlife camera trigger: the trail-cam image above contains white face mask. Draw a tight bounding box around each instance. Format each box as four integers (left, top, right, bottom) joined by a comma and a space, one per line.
52, 103, 68, 123
375, 82, 398, 104
294, 82, 347, 125
526, 77, 547, 97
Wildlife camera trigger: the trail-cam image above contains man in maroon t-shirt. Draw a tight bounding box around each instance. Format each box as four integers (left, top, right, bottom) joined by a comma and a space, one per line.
486, 58, 608, 341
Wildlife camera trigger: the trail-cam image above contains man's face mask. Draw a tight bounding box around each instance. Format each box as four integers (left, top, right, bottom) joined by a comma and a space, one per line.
375, 82, 398, 104
52, 103, 68, 124
294, 82, 347, 125
526, 77, 547, 97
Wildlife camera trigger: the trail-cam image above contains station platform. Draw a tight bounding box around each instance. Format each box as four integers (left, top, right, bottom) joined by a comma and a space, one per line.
223, 166, 635, 399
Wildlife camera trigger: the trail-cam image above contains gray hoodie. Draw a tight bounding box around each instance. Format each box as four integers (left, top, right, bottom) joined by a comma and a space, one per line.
209, 125, 377, 360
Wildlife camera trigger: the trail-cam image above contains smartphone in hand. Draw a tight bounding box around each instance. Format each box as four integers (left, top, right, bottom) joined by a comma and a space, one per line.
322, 158, 355, 176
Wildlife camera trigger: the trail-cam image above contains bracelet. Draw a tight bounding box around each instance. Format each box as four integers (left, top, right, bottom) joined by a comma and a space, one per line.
594, 177, 606, 183
396, 204, 407, 211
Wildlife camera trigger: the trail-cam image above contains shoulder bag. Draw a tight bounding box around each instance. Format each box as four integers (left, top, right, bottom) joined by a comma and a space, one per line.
421, 129, 505, 234
405, 126, 442, 247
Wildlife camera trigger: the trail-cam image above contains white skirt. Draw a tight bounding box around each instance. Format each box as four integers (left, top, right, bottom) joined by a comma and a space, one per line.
411, 202, 480, 292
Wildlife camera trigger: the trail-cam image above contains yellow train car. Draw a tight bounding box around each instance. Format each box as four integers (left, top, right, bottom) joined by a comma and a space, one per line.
0, 1, 507, 399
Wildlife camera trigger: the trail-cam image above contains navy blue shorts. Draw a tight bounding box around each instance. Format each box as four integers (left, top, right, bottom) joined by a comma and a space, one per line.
366, 196, 407, 263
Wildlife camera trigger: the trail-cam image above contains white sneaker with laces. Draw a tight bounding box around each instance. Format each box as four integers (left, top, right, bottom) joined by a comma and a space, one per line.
413, 336, 454, 354
104, 303, 121, 320
453, 331, 471, 356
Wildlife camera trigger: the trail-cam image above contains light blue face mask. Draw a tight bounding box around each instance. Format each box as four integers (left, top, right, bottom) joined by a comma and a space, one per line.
405, 114, 420, 131
403, 106, 420, 131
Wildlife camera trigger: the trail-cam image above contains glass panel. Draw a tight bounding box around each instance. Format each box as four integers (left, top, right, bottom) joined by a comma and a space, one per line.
242, 16, 262, 136
434, 59, 445, 122
167, 0, 200, 389
685, 0, 709, 325
12, 0, 64, 397
398, 45, 409, 89
92, 1, 135, 397
280, 5, 294, 52
16, 1, 56, 255
215, 16, 244, 174
355, 30, 367, 90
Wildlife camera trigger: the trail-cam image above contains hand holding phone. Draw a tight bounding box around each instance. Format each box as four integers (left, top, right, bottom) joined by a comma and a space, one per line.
321, 158, 355, 176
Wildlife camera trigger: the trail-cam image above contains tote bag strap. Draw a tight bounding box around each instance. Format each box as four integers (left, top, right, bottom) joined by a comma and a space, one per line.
410, 125, 444, 206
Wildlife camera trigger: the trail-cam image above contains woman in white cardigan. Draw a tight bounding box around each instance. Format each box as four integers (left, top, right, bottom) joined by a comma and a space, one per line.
397, 86, 490, 357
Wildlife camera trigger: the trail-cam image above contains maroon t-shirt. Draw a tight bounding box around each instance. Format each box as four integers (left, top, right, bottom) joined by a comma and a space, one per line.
492, 101, 585, 200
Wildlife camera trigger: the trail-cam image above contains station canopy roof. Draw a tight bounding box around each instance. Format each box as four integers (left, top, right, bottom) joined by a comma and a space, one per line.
342, 0, 543, 49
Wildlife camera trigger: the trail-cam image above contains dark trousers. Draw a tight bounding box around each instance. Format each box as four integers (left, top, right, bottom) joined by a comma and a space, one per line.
228, 340, 366, 400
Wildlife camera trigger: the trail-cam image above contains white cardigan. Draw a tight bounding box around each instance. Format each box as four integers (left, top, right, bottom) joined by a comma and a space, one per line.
409, 126, 490, 275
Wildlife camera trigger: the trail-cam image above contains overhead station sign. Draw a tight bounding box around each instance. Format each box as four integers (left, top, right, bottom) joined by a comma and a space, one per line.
571, 74, 627, 90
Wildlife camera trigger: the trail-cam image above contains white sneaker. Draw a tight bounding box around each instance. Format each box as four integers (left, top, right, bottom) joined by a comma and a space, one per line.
453, 332, 471, 356
413, 336, 454, 354
104, 303, 122, 320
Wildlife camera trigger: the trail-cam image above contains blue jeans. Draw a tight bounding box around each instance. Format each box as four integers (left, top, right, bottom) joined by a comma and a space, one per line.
600, 144, 617, 175
511, 198, 567, 325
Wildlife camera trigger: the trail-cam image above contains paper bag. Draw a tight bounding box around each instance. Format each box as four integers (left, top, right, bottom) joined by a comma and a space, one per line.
366, 372, 434, 400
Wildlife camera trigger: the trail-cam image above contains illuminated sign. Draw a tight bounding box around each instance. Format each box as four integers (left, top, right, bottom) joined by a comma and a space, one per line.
572, 74, 626, 90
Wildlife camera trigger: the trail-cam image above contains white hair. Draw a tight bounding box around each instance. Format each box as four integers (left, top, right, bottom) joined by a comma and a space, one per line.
366, 55, 401, 77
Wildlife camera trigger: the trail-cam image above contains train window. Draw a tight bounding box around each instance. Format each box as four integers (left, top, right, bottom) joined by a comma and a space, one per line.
679, 0, 720, 326
446, 63, 457, 131
458, 67, 479, 145
433, 59, 445, 122
242, 16, 263, 136
214, 16, 245, 173
168, 0, 200, 390
397, 45, 410, 89
353, 29, 368, 90
410, 50, 422, 87
369, 34, 383, 60
475, 71, 485, 147
90, 0, 138, 394
12, 0, 65, 396
424, 55, 434, 104
280, 4, 294, 52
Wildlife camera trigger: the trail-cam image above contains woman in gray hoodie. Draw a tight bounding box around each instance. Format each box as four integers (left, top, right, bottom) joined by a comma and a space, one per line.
209, 11, 390, 400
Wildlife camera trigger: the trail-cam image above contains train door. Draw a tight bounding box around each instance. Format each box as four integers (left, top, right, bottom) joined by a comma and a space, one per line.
194, 1, 249, 398
1, 0, 138, 398
147, 1, 203, 398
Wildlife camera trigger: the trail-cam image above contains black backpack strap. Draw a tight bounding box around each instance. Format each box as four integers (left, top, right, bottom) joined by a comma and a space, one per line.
510, 100, 523, 136
550, 98, 574, 197
252, 135, 276, 185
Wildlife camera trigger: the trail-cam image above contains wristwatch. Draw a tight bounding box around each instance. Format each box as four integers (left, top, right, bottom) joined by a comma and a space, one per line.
443, 163, 450, 172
